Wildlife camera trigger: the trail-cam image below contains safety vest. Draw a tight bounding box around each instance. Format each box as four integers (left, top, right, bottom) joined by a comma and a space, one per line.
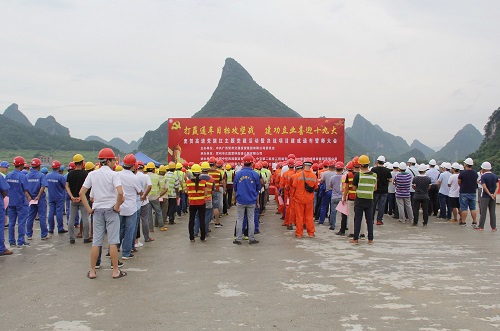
208, 170, 221, 190
343, 171, 357, 201
356, 172, 377, 199
226, 170, 234, 185
175, 170, 186, 191
186, 179, 206, 206
148, 172, 161, 197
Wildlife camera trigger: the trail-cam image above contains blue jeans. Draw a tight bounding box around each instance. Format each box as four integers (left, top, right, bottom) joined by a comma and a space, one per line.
329, 197, 341, 228
438, 193, 452, 219
319, 190, 332, 224
459, 193, 476, 211
119, 212, 137, 257
8, 204, 28, 245
48, 199, 65, 232
372, 193, 388, 222
26, 196, 48, 238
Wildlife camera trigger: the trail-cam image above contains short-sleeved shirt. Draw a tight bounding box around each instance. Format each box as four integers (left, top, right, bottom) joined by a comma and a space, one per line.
448, 174, 460, 198
438, 171, 451, 195
118, 169, 143, 216
6, 169, 29, 206
458, 169, 478, 194
46, 170, 66, 202
412, 175, 431, 199
137, 171, 152, 206
82, 166, 122, 209
66, 169, 88, 198
394, 172, 412, 198
426, 167, 440, 185
26, 169, 48, 198
320, 170, 335, 192
480, 172, 499, 198
371, 166, 392, 194
328, 173, 343, 199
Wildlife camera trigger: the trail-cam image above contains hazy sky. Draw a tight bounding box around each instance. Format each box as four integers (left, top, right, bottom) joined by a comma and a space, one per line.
1, 0, 499, 149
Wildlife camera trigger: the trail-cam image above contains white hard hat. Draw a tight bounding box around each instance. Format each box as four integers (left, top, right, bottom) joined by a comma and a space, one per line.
377, 155, 385, 162
444, 162, 452, 170
392, 162, 399, 168
418, 163, 427, 172
464, 157, 473, 166
429, 159, 437, 166
408, 157, 416, 164
399, 162, 408, 170
459, 164, 464, 171
387, 163, 394, 170
481, 161, 492, 170
452, 162, 460, 170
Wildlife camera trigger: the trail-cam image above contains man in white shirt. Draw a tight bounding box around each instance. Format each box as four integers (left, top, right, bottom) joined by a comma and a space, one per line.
447, 163, 461, 223
136, 162, 153, 241
80, 148, 125, 279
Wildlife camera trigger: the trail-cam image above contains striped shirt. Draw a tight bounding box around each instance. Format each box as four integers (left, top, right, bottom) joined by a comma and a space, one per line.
394, 172, 412, 198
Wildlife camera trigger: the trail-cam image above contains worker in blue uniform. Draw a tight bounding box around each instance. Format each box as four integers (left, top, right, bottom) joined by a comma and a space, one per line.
46, 160, 68, 234
6, 156, 31, 247
25, 158, 50, 240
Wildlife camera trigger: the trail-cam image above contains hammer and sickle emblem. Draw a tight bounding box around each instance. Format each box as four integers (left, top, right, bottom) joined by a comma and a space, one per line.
171, 121, 181, 130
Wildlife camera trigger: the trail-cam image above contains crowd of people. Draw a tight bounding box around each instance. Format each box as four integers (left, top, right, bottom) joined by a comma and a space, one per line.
0, 149, 498, 278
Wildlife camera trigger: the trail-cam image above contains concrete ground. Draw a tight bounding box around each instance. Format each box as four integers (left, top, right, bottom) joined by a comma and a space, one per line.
1, 201, 499, 331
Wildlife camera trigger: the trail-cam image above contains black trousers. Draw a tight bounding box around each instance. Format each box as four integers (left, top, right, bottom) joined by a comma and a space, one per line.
413, 197, 429, 225
189, 204, 206, 240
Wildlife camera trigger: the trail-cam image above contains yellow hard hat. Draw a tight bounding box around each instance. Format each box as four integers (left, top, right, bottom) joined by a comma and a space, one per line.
168, 161, 176, 170
115, 165, 123, 172
159, 165, 167, 173
176, 162, 182, 169
146, 162, 156, 170
73, 154, 84, 162
201, 162, 210, 170
84, 162, 95, 171
191, 164, 202, 173
226, 164, 231, 170
359, 155, 370, 165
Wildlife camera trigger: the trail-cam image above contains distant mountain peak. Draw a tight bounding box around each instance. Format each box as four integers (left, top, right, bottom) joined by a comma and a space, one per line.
409, 139, 435, 159
192, 58, 301, 118
34, 116, 70, 137
433, 123, 483, 161
3, 103, 32, 127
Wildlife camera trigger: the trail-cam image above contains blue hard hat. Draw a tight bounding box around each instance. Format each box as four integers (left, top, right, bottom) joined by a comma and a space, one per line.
0, 161, 9, 168
41, 167, 48, 174
60, 166, 65, 171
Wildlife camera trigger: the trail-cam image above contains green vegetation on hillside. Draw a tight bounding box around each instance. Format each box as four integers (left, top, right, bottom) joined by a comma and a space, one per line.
469, 107, 500, 173
433, 124, 483, 161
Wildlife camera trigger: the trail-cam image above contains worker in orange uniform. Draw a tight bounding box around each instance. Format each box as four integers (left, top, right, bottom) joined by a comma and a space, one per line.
208, 157, 223, 227
273, 162, 284, 217
292, 158, 318, 238
281, 159, 296, 229
186, 164, 209, 242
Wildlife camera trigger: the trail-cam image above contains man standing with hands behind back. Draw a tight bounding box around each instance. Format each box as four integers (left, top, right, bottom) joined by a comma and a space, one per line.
80, 148, 125, 279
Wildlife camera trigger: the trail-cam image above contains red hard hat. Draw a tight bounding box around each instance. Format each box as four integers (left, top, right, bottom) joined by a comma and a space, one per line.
12, 156, 25, 167
208, 156, 217, 164
23, 163, 29, 169
216, 159, 224, 166
255, 161, 263, 170
295, 160, 303, 167
98, 148, 116, 159
287, 154, 296, 159
335, 161, 345, 169
67, 162, 76, 170
188, 162, 194, 168
304, 158, 313, 165
230, 163, 236, 169
323, 160, 329, 167
243, 154, 254, 163
287, 158, 295, 167
137, 161, 145, 168
51, 160, 61, 169
346, 161, 354, 170
182, 162, 188, 168
312, 163, 319, 171
30, 158, 41, 167
352, 156, 360, 167
123, 154, 137, 167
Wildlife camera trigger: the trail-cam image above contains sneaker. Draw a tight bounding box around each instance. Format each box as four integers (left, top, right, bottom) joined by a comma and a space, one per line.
329, 227, 335, 230
112, 261, 124, 268
70, 239, 75, 244
348, 234, 354, 238
360, 234, 365, 240
160, 226, 168, 231
214, 223, 223, 228
335, 231, 345, 236
41, 235, 51, 240
0, 249, 14, 256
286, 225, 294, 230
254, 230, 260, 234
95, 263, 100, 269
20, 242, 30, 247
83, 239, 92, 244
135, 241, 144, 248
233, 240, 242, 245
27, 236, 32, 240
58, 229, 68, 234
376, 221, 383, 225
105, 252, 110, 258
249, 239, 259, 245
244, 236, 249, 240
122, 254, 134, 260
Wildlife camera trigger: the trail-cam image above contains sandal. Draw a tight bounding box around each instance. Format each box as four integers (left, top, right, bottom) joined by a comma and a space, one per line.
76, 233, 83, 238
87, 271, 96, 279
113, 270, 127, 279
145, 238, 155, 242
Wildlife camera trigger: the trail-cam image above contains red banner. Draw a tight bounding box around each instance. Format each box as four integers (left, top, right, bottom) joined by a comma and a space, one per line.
167, 117, 344, 164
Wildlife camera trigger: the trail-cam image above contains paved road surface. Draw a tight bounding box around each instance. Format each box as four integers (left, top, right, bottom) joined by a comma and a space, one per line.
1, 201, 499, 330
